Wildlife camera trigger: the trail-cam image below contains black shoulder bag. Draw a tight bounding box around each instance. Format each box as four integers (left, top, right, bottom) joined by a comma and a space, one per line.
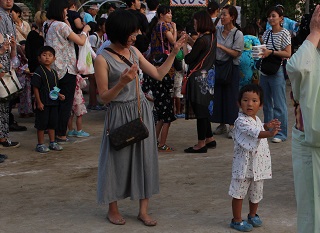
104, 47, 149, 151
256, 30, 283, 75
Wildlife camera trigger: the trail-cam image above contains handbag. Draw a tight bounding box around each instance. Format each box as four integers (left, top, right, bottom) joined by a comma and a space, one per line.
256, 30, 282, 75
0, 69, 23, 102
105, 47, 149, 151
215, 29, 238, 85
215, 57, 233, 85
181, 34, 214, 95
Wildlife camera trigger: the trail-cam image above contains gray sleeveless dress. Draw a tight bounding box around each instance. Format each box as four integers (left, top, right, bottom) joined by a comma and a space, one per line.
97, 47, 159, 204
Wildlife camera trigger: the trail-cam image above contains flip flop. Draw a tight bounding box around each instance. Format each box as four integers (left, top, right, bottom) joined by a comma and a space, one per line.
137, 215, 157, 227
107, 216, 126, 225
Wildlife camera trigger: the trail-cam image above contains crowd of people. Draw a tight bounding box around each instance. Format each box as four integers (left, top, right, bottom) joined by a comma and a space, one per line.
0, 0, 319, 232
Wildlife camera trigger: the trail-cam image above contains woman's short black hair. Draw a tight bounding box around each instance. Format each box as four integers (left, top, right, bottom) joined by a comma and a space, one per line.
11, 4, 22, 16
105, 9, 139, 46
238, 84, 264, 106
223, 5, 238, 26
46, 0, 69, 22
266, 6, 284, 18
37, 45, 56, 57
193, 10, 215, 34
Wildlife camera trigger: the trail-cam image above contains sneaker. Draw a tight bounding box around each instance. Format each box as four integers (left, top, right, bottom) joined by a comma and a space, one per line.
9, 121, 27, 131
35, 144, 50, 153
158, 144, 174, 152
271, 137, 282, 143
49, 142, 63, 151
0, 154, 8, 159
0, 140, 20, 148
227, 128, 234, 139
67, 129, 77, 137
213, 124, 227, 135
230, 220, 253, 232
76, 130, 90, 138
247, 214, 262, 227
175, 113, 185, 118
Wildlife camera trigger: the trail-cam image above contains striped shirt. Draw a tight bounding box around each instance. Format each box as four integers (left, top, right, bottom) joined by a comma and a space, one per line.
262, 29, 291, 51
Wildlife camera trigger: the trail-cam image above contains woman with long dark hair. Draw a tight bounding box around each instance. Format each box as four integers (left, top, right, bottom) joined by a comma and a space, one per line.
44, 0, 90, 143
183, 10, 217, 153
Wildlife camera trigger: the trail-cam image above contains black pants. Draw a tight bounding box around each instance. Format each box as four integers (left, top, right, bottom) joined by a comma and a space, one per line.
56, 73, 77, 137
197, 118, 213, 141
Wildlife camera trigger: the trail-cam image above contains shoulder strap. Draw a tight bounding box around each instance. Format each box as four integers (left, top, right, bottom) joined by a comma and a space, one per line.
232, 29, 238, 44
188, 34, 214, 77
104, 47, 133, 67
213, 17, 220, 26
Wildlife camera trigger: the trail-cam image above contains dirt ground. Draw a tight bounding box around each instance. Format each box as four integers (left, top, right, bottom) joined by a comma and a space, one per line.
0, 86, 297, 233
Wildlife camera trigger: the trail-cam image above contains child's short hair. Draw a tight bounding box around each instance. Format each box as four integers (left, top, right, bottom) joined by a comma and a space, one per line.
238, 84, 264, 106
37, 46, 56, 57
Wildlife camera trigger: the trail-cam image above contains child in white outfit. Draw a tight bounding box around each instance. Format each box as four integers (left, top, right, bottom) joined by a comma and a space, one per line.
229, 84, 281, 232
67, 74, 90, 137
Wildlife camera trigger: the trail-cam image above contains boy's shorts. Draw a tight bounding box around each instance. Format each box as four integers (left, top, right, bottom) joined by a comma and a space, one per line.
228, 178, 264, 203
173, 71, 183, 98
35, 105, 58, 130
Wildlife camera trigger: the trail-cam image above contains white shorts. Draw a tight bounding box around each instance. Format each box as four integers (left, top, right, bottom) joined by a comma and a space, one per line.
228, 178, 264, 203
173, 71, 183, 98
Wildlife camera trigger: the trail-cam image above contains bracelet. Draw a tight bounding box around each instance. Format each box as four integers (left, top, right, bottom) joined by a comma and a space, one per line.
80, 31, 87, 36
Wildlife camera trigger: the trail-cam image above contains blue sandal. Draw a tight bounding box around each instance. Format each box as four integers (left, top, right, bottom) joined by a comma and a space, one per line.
247, 214, 262, 227
230, 220, 253, 232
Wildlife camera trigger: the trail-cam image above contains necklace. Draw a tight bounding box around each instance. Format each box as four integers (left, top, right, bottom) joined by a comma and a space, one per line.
40, 65, 59, 100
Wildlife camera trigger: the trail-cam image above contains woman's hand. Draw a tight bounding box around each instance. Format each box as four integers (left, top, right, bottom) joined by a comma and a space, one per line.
310, 5, 320, 34
0, 40, 10, 55
118, 63, 139, 86
82, 24, 91, 34
261, 48, 273, 58
172, 34, 187, 55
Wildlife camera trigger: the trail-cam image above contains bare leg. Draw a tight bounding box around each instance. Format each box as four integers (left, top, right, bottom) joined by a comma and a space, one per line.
107, 201, 125, 225
158, 123, 170, 147
47, 129, 55, 143
67, 114, 74, 131
76, 115, 82, 131
88, 74, 97, 106
155, 120, 163, 141
249, 201, 259, 217
37, 130, 45, 144
232, 198, 243, 222
174, 97, 181, 114
138, 198, 157, 226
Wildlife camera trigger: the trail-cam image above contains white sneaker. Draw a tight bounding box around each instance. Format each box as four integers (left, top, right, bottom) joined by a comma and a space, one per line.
271, 137, 282, 143
227, 128, 234, 139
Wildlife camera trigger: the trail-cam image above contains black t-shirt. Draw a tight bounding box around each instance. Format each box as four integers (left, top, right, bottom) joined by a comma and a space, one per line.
67, 10, 82, 34
31, 65, 60, 106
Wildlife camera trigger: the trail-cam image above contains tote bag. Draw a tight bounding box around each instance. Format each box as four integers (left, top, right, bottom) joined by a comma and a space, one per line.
0, 69, 22, 102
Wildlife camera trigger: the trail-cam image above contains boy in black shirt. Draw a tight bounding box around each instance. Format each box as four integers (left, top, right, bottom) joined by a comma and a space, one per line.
31, 46, 65, 153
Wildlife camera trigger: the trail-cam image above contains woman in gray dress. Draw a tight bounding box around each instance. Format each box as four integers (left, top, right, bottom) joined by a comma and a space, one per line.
94, 10, 185, 226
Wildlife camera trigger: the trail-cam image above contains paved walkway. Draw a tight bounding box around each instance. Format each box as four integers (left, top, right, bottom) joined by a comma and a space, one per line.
0, 87, 296, 233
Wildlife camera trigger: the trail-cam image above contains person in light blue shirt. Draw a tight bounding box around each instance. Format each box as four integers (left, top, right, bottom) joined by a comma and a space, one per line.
83, 5, 99, 24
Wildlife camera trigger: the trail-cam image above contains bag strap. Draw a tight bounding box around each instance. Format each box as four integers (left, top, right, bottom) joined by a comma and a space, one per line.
160, 22, 170, 53
104, 47, 143, 135
187, 33, 214, 78
213, 17, 220, 26
265, 30, 277, 51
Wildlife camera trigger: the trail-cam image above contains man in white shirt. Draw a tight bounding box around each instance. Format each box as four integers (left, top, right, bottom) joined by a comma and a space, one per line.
146, 0, 159, 23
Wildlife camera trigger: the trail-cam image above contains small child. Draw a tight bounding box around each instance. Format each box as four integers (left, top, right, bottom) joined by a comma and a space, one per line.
31, 46, 65, 153
67, 74, 90, 138
229, 84, 281, 232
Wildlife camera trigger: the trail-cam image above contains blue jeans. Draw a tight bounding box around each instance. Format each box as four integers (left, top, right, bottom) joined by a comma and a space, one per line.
259, 67, 288, 140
